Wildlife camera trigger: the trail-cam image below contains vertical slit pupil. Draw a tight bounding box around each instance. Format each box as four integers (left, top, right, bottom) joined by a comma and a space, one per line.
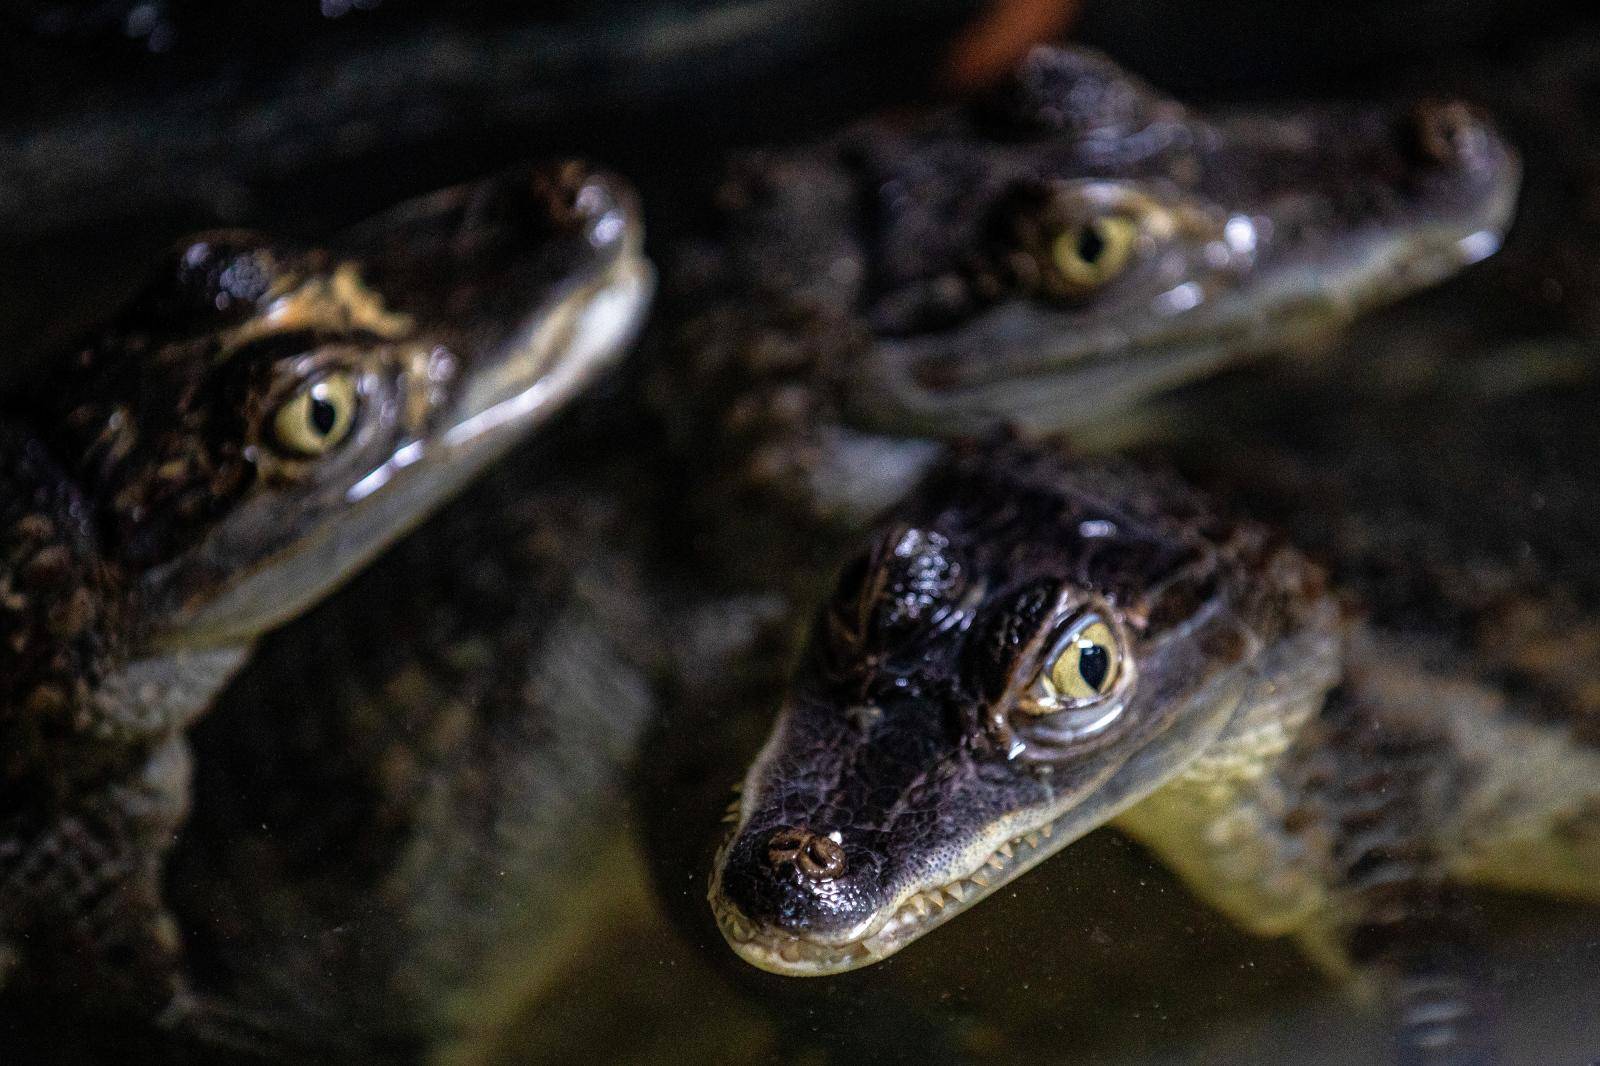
1076, 223, 1107, 264
309, 395, 338, 435
1077, 643, 1110, 691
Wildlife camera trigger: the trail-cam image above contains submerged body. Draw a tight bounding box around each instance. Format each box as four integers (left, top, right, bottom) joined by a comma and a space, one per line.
168, 45, 1518, 1061
0, 164, 651, 1044
173, 401, 675, 1059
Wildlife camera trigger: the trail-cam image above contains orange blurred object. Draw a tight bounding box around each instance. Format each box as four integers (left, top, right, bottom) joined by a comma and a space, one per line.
946, 0, 1080, 90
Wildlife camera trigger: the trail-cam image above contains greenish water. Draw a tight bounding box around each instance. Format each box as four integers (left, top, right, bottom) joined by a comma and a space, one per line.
491, 830, 1600, 1065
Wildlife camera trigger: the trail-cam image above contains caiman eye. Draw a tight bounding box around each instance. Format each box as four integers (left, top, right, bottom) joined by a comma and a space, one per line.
970, 586, 1136, 760
1049, 214, 1137, 295
1041, 617, 1121, 703
1018, 610, 1130, 733
993, 181, 1155, 303
271, 371, 359, 456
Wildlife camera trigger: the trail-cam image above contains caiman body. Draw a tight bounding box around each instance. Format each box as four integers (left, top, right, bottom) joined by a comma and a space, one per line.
171, 45, 1520, 1062
709, 272, 1600, 1018
0, 163, 651, 1048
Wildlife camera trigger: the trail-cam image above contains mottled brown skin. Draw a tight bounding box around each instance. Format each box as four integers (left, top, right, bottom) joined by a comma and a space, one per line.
1167, 327, 1600, 879
1147, 337, 1600, 1049
657, 46, 1516, 593
175, 402, 674, 1059
0, 163, 649, 1051
706, 39, 1600, 1063
711, 441, 1346, 970
163, 45, 1518, 1062
712, 357, 1600, 1048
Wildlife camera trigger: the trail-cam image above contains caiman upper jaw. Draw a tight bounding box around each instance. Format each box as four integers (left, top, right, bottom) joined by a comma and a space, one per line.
710, 798, 1077, 977
346, 162, 653, 447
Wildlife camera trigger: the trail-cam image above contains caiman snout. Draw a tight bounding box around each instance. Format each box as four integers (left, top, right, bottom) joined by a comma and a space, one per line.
716, 819, 888, 946
766, 826, 847, 881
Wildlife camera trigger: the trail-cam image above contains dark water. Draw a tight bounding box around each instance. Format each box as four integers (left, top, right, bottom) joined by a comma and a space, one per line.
493, 837, 1600, 1065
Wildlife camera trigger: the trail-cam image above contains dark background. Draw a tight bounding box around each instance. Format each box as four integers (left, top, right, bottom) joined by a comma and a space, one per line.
1, 0, 1591, 377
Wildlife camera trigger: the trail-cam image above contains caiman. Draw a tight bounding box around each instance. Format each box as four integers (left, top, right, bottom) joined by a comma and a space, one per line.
0, 162, 651, 1051
168, 45, 1517, 1063
708, 318, 1599, 1058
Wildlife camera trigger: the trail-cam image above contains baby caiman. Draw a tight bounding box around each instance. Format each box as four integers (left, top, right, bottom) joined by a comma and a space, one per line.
708, 352, 1600, 1050
170, 45, 1517, 1061
657, 45, 1516, 591
0, 163, 650, 1046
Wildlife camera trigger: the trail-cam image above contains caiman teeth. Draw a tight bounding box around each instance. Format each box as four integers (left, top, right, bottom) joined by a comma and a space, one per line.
714, 813, 1071, 974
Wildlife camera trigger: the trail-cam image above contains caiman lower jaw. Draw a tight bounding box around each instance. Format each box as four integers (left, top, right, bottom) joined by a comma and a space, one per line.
709, 811, 1073, 977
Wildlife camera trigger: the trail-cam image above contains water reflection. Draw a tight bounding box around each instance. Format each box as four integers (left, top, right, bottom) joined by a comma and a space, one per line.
492, 829, 1600, 1064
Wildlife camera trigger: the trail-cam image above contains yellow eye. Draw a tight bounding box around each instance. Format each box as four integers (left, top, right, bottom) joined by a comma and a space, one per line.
1049, 214, 1138, 294
1032, 617, 1122, 709
271, 371, 359, 456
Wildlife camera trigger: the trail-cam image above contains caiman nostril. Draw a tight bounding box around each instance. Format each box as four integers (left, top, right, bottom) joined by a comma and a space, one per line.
766, 826, 847, 881
1405, 100, 1492, 170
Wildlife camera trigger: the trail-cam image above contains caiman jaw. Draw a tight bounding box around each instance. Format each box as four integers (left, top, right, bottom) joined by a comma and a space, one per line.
433, 172, 654, 463
711, 796, 1074, 976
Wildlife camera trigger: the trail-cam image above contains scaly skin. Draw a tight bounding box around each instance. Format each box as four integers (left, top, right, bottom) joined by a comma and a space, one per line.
710, 359, 1600, 992
0, 163, 651, 1048
171, 45, 1520, 1063
1158, 331, 1600, 947
659, 45, 1517, 593
710, 441, 1346, 974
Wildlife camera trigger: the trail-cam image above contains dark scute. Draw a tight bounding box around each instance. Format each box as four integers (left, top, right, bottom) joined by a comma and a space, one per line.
975, 45, 1165, 141
967, 579, 1059, 701
820, 527, 966, 677
144, 236, 287, 332
878, 527, 963, 637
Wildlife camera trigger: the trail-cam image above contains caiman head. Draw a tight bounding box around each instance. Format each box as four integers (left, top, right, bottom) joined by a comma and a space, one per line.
828, 45, 1519, 434
24, 161, 651, 650
709, 442, 1344, 974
